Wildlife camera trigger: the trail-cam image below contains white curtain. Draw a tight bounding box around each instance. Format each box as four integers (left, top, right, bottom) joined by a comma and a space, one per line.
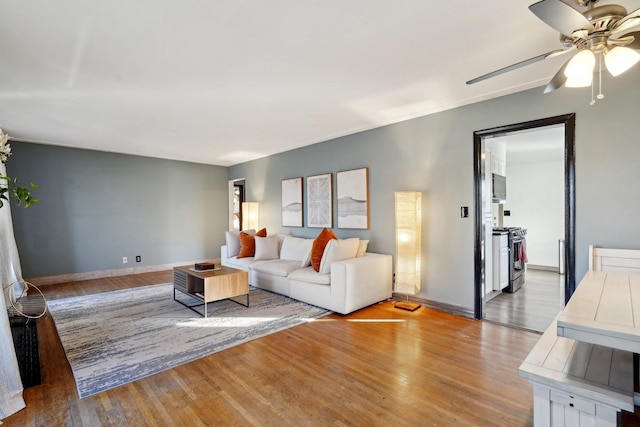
0, 162, 26, 421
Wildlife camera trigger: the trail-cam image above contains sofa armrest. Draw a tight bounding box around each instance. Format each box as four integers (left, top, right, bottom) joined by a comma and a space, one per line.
329, 253, 393, 314
221, 245, 230, 267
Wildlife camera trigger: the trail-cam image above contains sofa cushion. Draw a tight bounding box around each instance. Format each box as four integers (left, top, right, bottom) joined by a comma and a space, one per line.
280, 236, 313, 267
356, 239, 369, 257
225, 229, 255, 258
250, 260, 301, 277
255, 236, 280, 260
238, 228, 268, 258
288, 267, 331, 285
319, 238, 360, 274
225, 256, 255, 270
311, 228, 336, 272
300, 246, 313, 268
225, 231, 241, 258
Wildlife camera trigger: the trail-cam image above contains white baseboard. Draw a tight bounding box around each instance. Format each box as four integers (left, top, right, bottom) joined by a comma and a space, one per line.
527, 264, 560, 273
26, 259, 217, 286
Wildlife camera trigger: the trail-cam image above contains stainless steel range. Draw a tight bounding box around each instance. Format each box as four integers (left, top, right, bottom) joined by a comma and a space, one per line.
493, 227, 527, 293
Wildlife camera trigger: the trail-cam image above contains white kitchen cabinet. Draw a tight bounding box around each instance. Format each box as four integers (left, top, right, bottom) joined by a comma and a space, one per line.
483, 150, 493, 296
486, 139, 507, 176
484, 220, 493, 296
492, 234, 509, 291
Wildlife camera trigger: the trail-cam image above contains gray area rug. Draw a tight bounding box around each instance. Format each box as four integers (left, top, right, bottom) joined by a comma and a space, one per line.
47, 283, 329, 398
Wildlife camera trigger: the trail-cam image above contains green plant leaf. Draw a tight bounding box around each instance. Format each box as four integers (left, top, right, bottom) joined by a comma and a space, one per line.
25, 197, 39, 208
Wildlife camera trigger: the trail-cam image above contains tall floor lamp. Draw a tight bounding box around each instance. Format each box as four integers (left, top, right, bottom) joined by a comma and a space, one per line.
394, 191, 422, 311
242, 202, 259, 231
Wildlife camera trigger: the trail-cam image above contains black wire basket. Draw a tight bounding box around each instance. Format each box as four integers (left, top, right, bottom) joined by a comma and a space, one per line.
3, 280, 47, 319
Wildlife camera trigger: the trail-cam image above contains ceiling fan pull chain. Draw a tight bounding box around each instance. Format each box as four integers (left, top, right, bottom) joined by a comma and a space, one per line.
590, 77, 595, 106
597, 51, 605, 100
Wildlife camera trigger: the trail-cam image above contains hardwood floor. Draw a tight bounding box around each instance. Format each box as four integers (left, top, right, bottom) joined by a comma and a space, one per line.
0, 271, 557, 426
484, 269, 565, 333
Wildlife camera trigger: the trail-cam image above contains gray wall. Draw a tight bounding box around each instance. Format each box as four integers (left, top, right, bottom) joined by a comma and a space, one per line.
230, 65, 640, 312
8, 66, 640, 310
8, 143, 229, 278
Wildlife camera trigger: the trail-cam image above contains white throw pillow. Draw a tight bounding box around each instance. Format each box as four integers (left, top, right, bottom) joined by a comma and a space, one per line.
300, 243, 313, 268
356, 239, 369, 257
280, 236, 313, 267
319, 238, 360, 274
254, 236, 280, 260
225, 229, 256, 258
225, 231, 241, 258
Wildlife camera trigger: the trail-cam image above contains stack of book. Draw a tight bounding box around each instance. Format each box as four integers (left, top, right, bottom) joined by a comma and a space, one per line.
194, 262, 215, 271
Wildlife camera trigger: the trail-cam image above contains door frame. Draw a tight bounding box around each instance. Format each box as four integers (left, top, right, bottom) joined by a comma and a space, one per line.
472, 113, 576, 320
228, 178, 245, 231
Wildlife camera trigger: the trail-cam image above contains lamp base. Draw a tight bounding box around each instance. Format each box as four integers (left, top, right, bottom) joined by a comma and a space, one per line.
394, 301, 421, 311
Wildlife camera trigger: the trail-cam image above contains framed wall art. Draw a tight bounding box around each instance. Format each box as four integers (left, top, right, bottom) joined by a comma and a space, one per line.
281, 177, 303, 227
337, 167, 369, 229
306, 173, 332, 228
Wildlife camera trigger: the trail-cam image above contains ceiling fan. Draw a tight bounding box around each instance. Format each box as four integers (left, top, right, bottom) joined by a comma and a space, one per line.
467, 0, 640, 102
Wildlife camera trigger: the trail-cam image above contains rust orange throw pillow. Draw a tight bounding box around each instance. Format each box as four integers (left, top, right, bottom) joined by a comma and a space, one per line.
311, 228, 336, 272
238, 228, 267, 258
238, 232, 255, 258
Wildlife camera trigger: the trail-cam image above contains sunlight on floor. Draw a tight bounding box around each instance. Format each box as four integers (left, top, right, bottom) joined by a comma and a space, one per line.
175, 317, 279, 327
174, 316, 331, 327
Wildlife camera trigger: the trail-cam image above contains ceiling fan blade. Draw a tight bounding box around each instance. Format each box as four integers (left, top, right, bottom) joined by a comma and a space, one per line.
529, 0, 594, 36
544, 57, 572, 94
466, 49, 566, 85
611, 8, 640, 36
617, 31, 640, 50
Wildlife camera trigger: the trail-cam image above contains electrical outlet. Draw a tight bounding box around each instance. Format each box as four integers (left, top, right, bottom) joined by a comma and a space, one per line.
136, 255, 141, 262
123, 257, 128, 264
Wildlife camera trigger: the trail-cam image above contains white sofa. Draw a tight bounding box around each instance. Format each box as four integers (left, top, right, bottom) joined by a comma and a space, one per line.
221, 233, 392, 315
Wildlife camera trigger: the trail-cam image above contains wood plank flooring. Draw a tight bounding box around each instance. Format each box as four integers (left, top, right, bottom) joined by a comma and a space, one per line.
485, 269, 565, 333
3, 270, 633, 426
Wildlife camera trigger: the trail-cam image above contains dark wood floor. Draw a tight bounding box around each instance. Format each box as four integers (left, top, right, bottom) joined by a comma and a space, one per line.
4, 270, 636, 426
485, 269, 565, 333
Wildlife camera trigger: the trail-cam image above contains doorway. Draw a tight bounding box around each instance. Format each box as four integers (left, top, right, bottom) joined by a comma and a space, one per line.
228, 179, 245, 231
484, 126, 565, 331
473, 114, 576, 327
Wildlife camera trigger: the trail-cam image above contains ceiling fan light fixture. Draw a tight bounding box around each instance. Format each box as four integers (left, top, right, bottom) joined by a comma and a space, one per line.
564, 49, 596, 79
565, 74, 593, 88
604, 46, 640, 76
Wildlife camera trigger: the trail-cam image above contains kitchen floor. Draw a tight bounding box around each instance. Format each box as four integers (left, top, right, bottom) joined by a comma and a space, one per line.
484, 268, 565, 333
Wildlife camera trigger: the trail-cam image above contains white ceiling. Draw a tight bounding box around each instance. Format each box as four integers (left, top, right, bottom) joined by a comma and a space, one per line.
1, 0, 638, 166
